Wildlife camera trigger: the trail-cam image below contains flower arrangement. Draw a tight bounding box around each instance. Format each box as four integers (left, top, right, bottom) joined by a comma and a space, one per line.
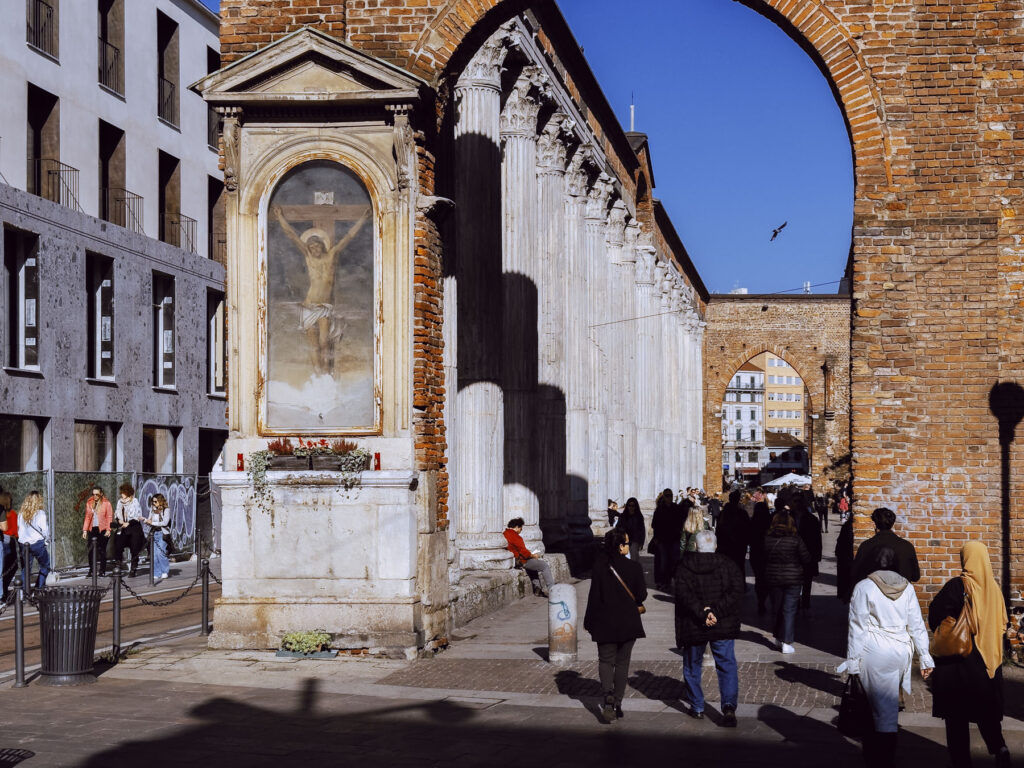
266, 437, 295, 456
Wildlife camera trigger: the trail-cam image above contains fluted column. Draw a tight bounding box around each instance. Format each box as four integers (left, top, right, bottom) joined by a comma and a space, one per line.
694, 318, 707, 487
501, 68, 545, 553
635, 242, 657, 505
604, 202, 628, 515
620, 221, 640, 500
536, 114, 571, 548
564, 150, 592, 545
453, 33, 512, 570
585, 175, 613, 529
653, 261, 671, 493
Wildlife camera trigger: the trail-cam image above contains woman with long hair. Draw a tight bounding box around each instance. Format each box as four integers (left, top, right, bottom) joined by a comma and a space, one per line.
929, 542, 1011, 768
584, 528, 647, 724
145, 493, 171, 581
680, 504, 710, 554
614, 497, 645, 564
113, 483, 144, 576
81, 485, 113, 577
651, 488, 683, 590
763, 508, 811, 653
17, 491, 49, 589
748, 500, 772, 615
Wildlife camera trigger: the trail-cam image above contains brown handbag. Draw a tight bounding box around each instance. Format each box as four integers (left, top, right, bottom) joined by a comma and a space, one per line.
930, 577, 976, 659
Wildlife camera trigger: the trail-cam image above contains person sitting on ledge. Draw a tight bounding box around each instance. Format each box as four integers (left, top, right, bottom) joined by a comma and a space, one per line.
503, 518, 554, 598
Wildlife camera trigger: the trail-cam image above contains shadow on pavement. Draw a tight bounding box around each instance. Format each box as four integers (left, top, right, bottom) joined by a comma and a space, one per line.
553, 669, 604, 723
772, 660, 844, 698
0, 749, 34, 767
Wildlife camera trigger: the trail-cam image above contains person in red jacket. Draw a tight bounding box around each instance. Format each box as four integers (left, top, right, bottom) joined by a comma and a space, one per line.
82, 486, 113, 576
503, 518, 554, 597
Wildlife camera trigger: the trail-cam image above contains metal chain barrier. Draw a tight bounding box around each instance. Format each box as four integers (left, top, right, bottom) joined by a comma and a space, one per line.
119, 570, 202, 607
0, 590, 15, 619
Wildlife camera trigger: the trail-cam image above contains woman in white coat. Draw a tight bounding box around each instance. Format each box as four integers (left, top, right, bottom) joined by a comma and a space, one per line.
842, 547, 933, 767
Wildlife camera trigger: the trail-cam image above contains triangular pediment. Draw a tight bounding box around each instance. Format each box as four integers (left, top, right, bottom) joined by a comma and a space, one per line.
191, 27, 426, 107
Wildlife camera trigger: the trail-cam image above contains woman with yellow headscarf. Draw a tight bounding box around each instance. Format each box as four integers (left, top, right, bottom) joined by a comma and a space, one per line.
928, 541, 1010, 768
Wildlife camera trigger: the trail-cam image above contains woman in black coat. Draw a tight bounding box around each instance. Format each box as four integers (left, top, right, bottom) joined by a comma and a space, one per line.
748, 501, 772, 614
716, 491, 751, 577
929, 542, 1010, 768
614, 497, 646, 564
651, 489, 683, 590
763, 510, 811, 653
584, 528, 647, 724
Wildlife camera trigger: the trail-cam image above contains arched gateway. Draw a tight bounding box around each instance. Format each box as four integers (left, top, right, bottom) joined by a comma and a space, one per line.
204, 1, 1024, 654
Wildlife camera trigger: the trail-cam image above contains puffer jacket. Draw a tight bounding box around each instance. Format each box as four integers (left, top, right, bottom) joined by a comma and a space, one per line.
674, 552, 744, 646
763, 532, 812, 586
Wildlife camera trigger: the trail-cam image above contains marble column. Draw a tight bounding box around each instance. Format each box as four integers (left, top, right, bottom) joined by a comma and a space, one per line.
564, 150, 592, 545
536, 114, 571, 548
620, 221, 640, 501
453, 33, 512, 570
604, 202, 628, 515
585, 175, 613, 529
501, 67, 545, 553
654, 261, 672, 494
635, 242, 657, 505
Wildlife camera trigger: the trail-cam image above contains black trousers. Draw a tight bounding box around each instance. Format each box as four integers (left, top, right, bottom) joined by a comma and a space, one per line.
945, 717, 1006, 767
114, 521, 145, 571
597, 640, 635, 705
2, 537, 19, 597
86, 527, 107, 574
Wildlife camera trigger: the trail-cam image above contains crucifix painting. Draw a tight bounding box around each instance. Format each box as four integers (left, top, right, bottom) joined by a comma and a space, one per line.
266, 160, 376, 431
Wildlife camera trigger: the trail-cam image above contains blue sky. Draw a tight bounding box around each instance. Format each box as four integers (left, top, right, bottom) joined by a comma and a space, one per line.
200, 0, 853, 294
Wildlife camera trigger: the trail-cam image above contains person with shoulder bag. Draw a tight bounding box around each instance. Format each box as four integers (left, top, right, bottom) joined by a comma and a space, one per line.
81, 486, 113, 577
144, 493, 171, 581
584, 529, 647, 724
113, 483, 144, 576
17, 491, 50, 589
929, 541, 1011, 768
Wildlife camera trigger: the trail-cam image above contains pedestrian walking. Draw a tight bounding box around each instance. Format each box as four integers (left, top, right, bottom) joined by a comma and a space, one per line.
81, 485, 113, 577
584, 529, 647, 724
1, 493, 19, 600
17, 491, 50, 589
680, 503, 710, 554
706, 493, 722, 528
113, 483, 145, 576
748, 500, 772, 615
764, 508, 811, 653
852, 507, 920, 585
794, 490, 822, 610
836, 514, 855, 603
503, 518, 554, 597
715, 490, 750, 577
929, 542, 1011, 768
145, 493, 171, 581
674, 530, 743, 725
842, 547, 934, 767
614, 497, 645, 564
651, 489, 683, 590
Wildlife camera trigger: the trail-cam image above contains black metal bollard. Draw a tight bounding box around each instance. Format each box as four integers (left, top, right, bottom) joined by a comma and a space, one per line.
111, 562, 122, 662
148, 533, 155, 587
200, 558, 210, 636
21, 543, 31, 600
90, 536, 98, 587
12, 573, 26, 688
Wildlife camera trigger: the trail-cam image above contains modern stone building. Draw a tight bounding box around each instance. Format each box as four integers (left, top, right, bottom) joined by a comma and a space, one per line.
197, 5, 708, 653
0, 0, 227, 477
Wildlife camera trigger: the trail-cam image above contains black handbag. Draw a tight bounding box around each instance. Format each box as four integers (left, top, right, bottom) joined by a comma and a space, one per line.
837, 674, 872, 738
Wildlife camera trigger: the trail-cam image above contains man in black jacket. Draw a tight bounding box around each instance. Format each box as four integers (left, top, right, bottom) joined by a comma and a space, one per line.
674, 530, 744, 726
851, 507, 921, 585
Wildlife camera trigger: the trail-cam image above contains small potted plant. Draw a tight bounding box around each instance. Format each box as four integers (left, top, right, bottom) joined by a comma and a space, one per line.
266, 437, 309, 470
276, 629, 337, 659
295, 437, 339, 470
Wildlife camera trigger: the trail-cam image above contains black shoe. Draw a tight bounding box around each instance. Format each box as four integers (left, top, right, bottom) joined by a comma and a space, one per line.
722, 707, 737, 727
615, 706, 624, 719
600, 700, 616, 724
687, 707, 704, 720
128, 570, 137, 577
995, 747, 1010, 768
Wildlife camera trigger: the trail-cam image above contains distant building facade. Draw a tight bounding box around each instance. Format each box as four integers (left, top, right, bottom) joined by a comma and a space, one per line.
721, 361, 764, 483
756, 352, 807, 440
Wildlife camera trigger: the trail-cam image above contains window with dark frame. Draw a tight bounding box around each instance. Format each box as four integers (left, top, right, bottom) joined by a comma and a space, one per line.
26, 0, 58, 59
152, 273, 175, 388
98, 0, 124, 95
207, 290, 225, 395
156, 10, 179, 126
86, 253, 114, 379
4, 227, 41, 371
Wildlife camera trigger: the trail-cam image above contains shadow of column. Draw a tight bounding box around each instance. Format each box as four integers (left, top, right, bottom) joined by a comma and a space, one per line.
988, 381, 1024, 602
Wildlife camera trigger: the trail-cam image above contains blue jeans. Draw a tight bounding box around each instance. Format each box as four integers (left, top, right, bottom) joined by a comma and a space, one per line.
683, 639, 738, 713
770, 584, 801, 644
152, 532, 169, 578
25, 540, 50, 589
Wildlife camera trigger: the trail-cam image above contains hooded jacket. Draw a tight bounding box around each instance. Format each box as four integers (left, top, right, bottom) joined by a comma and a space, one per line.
763, 530, 812, 586
673, 551, 744, 646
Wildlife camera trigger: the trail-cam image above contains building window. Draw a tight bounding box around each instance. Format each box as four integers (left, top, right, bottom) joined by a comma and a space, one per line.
206, 47, 220, 150
0, 415, 46, 471
98, 0, 124, 95
207, 290, 225, 395
142, 425, 178, 473
795, 429, 801, 438
74, 420, 118, 471
4, 227, 41, 371
152, 273, 175, 388
735, 428, 741, 441
748, 451, 758, 462
156, 10, 179, 126
26, 0, 59, 58
749, 409, 756, 420
208, 176, 225, 262
86, 253, 114, 379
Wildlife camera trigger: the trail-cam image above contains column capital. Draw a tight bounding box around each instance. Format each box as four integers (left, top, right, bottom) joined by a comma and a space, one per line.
607, 200, 628, 249
500, 66, 547, 137
458, 30, 513, 90
565, 149, 592, 198
585, 173, 614, 221
621, 220, 640, 264
635, 246, 657, 285
537, 113, 573, 175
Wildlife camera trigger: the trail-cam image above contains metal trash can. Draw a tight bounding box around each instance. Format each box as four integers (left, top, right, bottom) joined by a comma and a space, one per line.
35, 585, 106, 686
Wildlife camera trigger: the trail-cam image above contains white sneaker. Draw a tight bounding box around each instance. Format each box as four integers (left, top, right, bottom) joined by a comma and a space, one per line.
781, 643, 796, 654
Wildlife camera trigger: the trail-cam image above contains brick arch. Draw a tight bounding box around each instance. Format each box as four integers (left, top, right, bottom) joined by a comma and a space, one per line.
406, 0, 890, 190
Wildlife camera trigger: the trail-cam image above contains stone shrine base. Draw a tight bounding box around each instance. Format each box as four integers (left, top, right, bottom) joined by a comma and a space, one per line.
449, 554, 572, 629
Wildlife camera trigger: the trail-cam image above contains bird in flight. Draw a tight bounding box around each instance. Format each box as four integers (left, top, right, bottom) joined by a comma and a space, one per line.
770, 221, 788, 241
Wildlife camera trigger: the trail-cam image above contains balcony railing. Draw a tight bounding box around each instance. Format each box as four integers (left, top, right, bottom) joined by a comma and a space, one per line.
162, 212, 197, 253
207, 107, 220, 150
157, 77, 178, 126
209, 231, 226, 264
102, 188, 144, 234
98, 38, 122, 95
26, 0, 57, 58
27, 158, 82, 211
